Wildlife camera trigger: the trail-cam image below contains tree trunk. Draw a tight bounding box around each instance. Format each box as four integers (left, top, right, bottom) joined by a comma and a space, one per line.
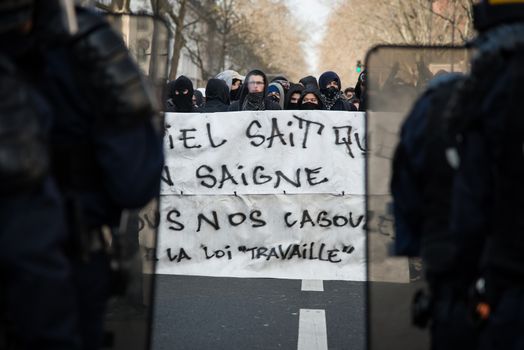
110, 0, 131, 13
169, 0, 188, 81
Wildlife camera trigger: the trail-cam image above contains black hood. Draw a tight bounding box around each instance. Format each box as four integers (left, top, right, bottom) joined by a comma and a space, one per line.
167, 75, 194, 112
284, 83, 304, 110
168, 75, 194, 98
319, 71, 341, 91
299, 75, 318, 90
205, 78, 230, 106
298, 87, 324, 110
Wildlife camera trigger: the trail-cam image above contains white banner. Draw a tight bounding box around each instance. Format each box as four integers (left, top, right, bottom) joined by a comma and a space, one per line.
155, 194, 365, 280
155, 111, 366, 281
162, 111, 365, 195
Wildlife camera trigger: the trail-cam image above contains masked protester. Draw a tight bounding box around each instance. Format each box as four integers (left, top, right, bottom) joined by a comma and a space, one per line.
284, 84, 304, 110
215, 69, 245, 102
267, 82, 285, 109
298, 88, 324, 110
193, 89, 204, 109
318, 71, 357, 111
165, 75, 195, 113
229, 69, 281, 111
355, 70, 366, 111
199, 78, 230, 113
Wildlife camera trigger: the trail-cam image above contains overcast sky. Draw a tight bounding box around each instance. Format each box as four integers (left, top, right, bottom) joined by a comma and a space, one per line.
285, 0, 336, 75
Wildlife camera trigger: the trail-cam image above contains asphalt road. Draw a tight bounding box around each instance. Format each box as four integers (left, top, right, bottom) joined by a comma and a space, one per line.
104, 275, 428, 350
151, 275, 366, 350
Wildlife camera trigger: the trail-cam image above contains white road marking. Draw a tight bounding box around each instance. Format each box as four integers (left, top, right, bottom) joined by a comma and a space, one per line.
301, 279, 324, 292
297, 309, 328, 350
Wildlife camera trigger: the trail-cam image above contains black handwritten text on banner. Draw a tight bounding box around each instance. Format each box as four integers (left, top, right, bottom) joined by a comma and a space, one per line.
153, 111, 366, 281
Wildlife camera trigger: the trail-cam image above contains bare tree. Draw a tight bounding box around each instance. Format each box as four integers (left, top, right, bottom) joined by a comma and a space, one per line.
95, 0, 132, 13
97, 0, 306, 82
232, 0, 307, 81
319, 0, 475, 88
179, 0, 306, 81
154, 0, 191, 80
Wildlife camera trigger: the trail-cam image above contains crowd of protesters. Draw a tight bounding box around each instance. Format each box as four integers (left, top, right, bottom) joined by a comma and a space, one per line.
164, 68, 366, 113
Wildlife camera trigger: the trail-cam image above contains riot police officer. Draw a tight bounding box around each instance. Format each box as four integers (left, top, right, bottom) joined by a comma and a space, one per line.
446, 1, 524, 349
0, 1, 81, 348
391, 71, 479, 350
32, 2, 164, 349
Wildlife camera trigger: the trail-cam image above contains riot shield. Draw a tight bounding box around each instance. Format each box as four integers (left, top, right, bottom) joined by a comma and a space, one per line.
101, 14, 169, 350
365, 45, 470, 350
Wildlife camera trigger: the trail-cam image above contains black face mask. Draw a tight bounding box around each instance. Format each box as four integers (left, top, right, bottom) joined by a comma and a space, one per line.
325, 86, 338, 99
301, 102, 320, 110
230, 87, 241, 101
243, 92, 265, 111
287, 102, 300, 110
173, 92, 193, 112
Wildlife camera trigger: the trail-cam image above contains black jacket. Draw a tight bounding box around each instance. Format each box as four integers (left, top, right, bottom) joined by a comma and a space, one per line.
284, 84, 305, 110
200, 78, 230, 113
329, 98, 357, 111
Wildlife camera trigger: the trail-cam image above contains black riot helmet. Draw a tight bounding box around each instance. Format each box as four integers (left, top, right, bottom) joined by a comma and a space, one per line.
473, 0, 524, 32
0, 0, 34, 34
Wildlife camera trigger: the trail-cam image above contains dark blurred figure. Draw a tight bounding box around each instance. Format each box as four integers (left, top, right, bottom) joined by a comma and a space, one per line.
193, 89, 204, 109
298, 87, 324, 110
0, 2, 80, 348
446, 1, 524, 349
318, 71, 357, 111
199, 78, 230, 113
391, 73, 477, 350
351, 98, 361, 110
165, 75, 196, 112
284, 83, 304, 110
354, 70, 367, 111
229, 69, 281, 111
299, 75, 319, 90
34, 2, 164, 349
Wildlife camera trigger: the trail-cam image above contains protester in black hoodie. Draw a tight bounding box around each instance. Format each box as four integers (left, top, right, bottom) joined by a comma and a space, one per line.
199, 78, 230, 113
354, 70, 366, 111
298, 87, 324, 110
193, 90, 204, 109
318, 71, 357, 111
284, 84, 304, 110
165, 75, 196, 112
229, 69, 281, 111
